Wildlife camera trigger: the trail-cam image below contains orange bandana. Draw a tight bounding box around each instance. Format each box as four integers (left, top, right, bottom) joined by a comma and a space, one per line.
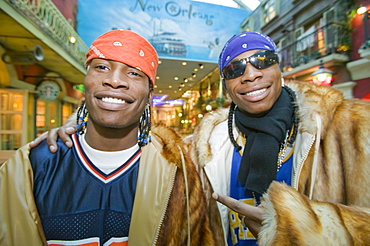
85, 30, 158, 86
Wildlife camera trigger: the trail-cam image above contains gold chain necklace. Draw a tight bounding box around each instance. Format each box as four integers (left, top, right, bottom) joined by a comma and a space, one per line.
277, 125, 295, 171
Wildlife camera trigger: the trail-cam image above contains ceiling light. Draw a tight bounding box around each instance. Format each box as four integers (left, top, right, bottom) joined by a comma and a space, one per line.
184, 78, 188, 82
156, 76, 160, 79
154, 85, 158, 88
69, 36, 76, 43
158, 60, 162, 64
182, 61, 187, 65
192, 73, 196, 78
168, 85, 172, 88
199, 64, 204, 69
357, 6, 367, 15
174, 77, 179, 80
194, 68, 198, 72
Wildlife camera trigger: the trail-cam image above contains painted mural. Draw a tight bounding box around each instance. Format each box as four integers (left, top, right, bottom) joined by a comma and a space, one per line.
76, 0, 250, 62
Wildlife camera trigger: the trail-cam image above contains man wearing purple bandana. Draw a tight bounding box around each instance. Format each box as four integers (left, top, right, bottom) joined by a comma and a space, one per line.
189, 31, 370, 245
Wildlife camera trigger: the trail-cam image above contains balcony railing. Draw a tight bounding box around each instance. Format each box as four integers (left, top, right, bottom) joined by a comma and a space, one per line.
279, 22, 351, 72
5, 0, 88, 65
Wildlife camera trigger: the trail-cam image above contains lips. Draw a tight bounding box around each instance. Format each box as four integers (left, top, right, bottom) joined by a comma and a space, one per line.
238, 85, 270, 102
92, 92, 136, 111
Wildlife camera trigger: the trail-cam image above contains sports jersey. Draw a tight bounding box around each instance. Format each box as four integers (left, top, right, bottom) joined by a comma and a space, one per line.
29, 133, 141, 246
227, 145, 293, 246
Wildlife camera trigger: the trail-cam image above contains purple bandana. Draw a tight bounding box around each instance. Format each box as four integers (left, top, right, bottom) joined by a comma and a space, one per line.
218, 32, 277, 77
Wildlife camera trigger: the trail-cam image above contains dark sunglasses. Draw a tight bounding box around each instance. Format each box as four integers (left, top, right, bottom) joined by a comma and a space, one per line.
222, 50, 279, 79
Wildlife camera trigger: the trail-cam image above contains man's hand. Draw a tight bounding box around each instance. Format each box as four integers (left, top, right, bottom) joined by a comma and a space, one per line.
212, 192, 265, 238
29, 126, 77, 153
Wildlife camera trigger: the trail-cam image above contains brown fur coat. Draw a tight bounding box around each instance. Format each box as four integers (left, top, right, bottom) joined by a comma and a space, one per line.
188, 81, 370, 245
259, 182, 370, 245
149, 125, 216, 245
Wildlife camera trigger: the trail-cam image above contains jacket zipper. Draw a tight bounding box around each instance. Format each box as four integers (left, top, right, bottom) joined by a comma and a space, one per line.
293, 136, 315, 189
152, 164, 178, 245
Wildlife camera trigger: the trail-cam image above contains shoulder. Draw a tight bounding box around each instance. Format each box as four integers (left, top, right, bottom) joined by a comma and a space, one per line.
192, 107, 229, 143
287, 81, 344, 134
146, 125, 187, 168
288, 81, 370, 135
30, 137, 72, 158
29, 137, 74, 170
188, 108, 230, 167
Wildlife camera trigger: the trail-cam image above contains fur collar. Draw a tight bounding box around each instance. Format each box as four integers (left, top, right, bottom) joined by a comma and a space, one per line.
190, 81, 346, 168
150, 124, 186, 169
287, 80, 344, 136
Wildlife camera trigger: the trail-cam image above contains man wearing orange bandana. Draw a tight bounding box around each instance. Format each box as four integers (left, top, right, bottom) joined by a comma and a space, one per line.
0, 30, 215, 245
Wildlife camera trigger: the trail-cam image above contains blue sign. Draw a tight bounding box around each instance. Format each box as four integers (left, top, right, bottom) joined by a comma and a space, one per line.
76, 0, 250, 62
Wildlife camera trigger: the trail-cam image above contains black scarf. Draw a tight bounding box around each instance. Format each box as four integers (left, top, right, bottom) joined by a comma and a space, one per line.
235, 87, 293, 195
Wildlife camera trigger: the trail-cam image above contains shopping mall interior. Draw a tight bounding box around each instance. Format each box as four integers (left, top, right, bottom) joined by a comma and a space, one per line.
1, 0, 369, 162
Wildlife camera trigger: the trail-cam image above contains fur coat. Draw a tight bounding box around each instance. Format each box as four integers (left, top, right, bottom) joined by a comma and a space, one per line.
187, 81, 370, 245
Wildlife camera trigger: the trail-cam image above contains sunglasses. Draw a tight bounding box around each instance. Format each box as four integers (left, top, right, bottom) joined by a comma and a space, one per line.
222, 50, 279, 79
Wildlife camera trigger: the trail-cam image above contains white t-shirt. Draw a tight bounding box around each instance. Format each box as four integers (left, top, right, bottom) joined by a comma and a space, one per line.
79, 134, 140, 174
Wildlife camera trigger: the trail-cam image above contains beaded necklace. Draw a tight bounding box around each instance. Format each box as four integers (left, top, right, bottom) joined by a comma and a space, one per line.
277, 86, 299, 171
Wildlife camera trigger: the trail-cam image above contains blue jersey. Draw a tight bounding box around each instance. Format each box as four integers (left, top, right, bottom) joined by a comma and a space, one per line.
227, 146, 293, 246
30, 133, 140, 246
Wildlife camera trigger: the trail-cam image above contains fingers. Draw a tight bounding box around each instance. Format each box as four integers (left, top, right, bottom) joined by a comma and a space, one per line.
29, 124, 77, 153
212, 192, 263, 222
58, 126, 77, 145
240, 216, 261, 238
29, 131, 49, 148
46, 128, 60, 153
213, 192, 265, 237
212, 192, 244, 212
47, 126, 77, 153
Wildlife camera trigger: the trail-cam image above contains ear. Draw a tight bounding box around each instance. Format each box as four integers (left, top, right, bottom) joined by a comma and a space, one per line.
148, 90, 153, 104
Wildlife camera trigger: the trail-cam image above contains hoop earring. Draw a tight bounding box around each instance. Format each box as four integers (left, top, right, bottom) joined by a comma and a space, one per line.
76, 101, 88, 135
138, 103, 151, 147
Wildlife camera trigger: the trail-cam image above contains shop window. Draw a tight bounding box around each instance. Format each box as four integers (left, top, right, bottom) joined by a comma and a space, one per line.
0, 89, 27, 150
36, 99, 60, 136
62, 102, 73, 124
262, 0, 276, 24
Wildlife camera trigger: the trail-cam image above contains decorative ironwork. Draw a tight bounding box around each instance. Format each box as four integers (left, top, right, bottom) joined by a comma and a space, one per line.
4, 0, 88, 65
278, 22, 351, 72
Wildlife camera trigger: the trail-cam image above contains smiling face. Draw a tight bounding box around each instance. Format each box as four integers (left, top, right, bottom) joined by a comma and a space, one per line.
84, 58, 151, 132
224, 49, 282, 116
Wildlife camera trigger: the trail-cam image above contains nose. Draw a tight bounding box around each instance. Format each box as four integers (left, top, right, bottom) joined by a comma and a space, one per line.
102, 72, 129, 89
240, 63, 263, 83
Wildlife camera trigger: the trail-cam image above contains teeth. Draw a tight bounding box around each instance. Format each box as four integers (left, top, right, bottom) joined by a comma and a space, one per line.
246, 88, 266, 96
102, 97, 126, 104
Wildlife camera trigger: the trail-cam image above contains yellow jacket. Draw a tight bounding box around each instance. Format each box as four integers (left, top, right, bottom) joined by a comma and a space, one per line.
0, 125, 214, 246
